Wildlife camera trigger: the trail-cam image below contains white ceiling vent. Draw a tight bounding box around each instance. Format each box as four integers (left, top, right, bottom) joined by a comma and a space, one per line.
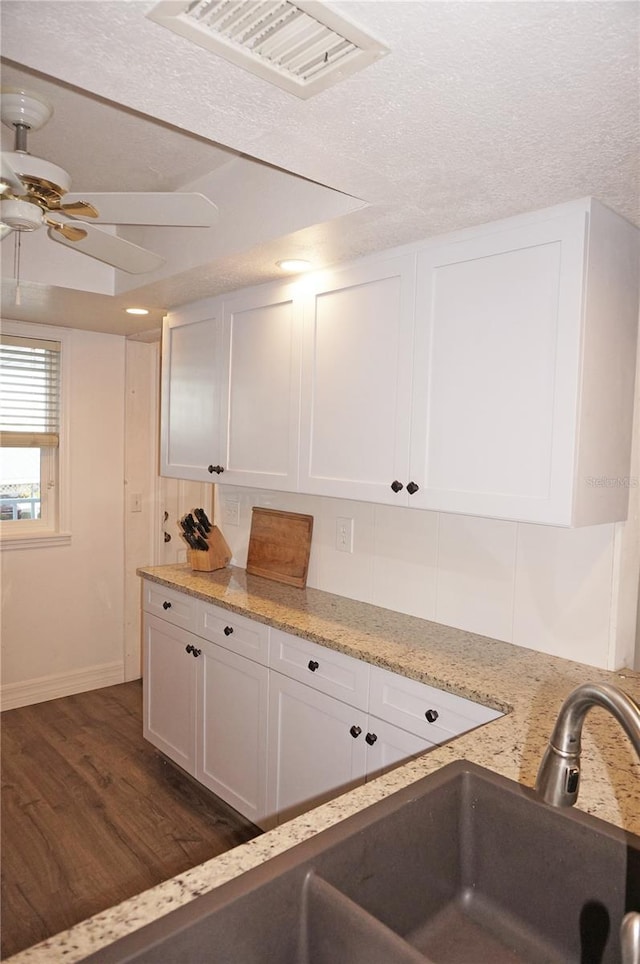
146, 1, 389, 99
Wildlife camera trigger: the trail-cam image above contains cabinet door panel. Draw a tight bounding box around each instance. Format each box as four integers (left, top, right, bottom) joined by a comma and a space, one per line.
364, 717, 432, 783
411, 214, 585, 522
299, 256, 415, 504
197, 641, 269, 826
160, 310, 224, 481
267, 673, 367, 824
143, 615, 197, 775
220, 284, 302, 491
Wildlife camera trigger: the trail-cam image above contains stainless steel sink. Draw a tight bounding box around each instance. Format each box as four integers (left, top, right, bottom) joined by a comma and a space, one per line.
85, 761, 640, 963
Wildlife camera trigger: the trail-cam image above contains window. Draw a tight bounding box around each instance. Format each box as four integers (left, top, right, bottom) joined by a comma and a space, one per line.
0, 329, 68, 547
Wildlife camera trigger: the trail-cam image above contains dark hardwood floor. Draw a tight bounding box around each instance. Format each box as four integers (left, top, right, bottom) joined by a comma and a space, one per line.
1, 680, 261, 960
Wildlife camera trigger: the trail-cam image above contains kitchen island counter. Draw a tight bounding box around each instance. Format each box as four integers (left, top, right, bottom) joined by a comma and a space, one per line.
10, 563, 640, 963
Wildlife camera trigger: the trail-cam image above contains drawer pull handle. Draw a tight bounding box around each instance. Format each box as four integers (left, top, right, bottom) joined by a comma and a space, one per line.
349, 725, 362, 739
425, 709, 439, 723
390, 480, 403, 493
365, 732, 378, 746
208, 464, 225, 474
406, 481, 420, 495
185, 644, 193, 654
224, 626, 234, 636
162, 601, 172, 610
308, 660, 319, 672
191, 648, 202, 658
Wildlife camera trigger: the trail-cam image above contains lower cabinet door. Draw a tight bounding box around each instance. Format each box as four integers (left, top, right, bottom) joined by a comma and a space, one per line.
266, 673, 368, 825
363, 716, 433, 783
143, 615, 198, 776
196, 640, 270, 828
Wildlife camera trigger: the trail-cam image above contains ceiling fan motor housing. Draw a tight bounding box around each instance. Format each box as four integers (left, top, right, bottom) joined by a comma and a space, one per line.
1, 197, 42, 231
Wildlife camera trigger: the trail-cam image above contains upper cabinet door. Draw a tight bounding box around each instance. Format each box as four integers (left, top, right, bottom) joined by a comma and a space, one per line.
409, 202, 638, 525
218, 282, 302, 491
298, 255, 416, 504
160, 304, 225, 482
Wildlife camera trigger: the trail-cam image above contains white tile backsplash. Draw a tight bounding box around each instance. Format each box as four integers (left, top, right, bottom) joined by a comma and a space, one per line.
513, 522, 616, 666
435, 514, 517, 641
215, 487, 620, 669
372, 505, 438, 619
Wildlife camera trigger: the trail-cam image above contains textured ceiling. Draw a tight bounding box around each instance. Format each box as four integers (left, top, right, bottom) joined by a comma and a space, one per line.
1, 0, 638, 335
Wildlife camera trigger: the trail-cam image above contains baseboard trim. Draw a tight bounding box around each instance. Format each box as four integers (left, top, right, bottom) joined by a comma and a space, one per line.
1, 662, 126, 711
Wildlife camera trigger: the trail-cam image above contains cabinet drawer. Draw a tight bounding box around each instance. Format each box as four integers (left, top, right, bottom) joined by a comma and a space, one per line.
142, 580, 197, 631
269, 630, 369, 710
369, 666, 502, 743
197, 602, 269, 665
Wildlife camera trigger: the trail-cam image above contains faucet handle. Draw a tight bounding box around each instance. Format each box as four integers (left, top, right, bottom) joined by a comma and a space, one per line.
621, 912, 640, 964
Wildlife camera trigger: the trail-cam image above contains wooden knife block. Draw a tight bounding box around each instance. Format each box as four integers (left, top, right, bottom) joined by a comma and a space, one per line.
187, 526, 231, 572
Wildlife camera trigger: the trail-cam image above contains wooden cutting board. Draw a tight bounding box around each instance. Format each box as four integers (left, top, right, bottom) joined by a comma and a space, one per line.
246, 508, 313, 588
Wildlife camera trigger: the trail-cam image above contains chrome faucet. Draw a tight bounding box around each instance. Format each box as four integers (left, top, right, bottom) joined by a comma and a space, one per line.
536, 682, 640, 964
535, 681, 640, 807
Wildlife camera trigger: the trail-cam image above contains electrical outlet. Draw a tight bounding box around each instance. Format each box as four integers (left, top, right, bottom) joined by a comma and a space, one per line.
336, 516, 354, 553
222, 499, 240, 526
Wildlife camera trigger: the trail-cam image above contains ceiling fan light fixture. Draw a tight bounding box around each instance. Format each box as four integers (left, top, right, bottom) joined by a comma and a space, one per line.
0, 197, 42, 232
1, 88, 53, 131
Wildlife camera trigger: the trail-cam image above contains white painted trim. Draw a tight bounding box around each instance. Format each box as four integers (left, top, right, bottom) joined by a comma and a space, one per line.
0, 661, 126, 711
0, 531, 72, 551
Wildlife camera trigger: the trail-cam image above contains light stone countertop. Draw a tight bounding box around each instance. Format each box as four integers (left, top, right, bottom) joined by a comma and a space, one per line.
10, 563, 640, 963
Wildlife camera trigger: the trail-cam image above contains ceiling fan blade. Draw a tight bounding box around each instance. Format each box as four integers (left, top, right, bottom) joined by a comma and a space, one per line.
1, 153, 26, 196
46, 214, 165, 274
45, 218, 88, 242
59, 199, 99, 219
60, 192, 218, 227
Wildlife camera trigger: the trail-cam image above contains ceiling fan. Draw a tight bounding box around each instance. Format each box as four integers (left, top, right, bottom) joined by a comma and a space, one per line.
0, 88, 218, 274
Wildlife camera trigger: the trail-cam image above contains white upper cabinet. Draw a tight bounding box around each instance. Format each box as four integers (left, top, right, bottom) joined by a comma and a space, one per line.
298, 255, 416, 504
219, 281, 302, 491
160, 302, 225, 482
409, 198, 639, 525
159, 198, 638, 526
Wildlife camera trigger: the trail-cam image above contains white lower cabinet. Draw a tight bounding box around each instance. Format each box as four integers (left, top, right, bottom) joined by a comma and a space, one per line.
143, 614, 198, 777
142, 582, 502, 829
363, 716, 433, 784
265, 674, 434, 824
266, 672, 368, 825
143, 591, 272, 828
196, 638, 270, 827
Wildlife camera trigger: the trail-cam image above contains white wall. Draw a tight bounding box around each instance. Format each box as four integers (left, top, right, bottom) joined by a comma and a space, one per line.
1, 327, 127, 708
216, 487, 637, 671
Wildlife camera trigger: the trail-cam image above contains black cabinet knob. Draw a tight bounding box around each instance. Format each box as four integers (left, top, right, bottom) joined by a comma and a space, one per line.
350, 725, 362, 738
390, 480, 404, 493
185, 644, 193, 654
425, 709, 439, 723
207, 464, 225, 474
406, 481, 419, 495
192, 647, 202, 658
224, 626, 234, 636
365, 732, 378, 746
308, 660, 319, 672
163, 531, 172, 543
162, 601, 172, 610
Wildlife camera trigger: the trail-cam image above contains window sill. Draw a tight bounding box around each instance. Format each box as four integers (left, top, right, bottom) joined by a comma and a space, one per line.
0, 532, 72, 551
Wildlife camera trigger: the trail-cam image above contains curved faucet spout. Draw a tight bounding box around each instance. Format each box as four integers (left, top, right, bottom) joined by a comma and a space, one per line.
535, 681, 640, 808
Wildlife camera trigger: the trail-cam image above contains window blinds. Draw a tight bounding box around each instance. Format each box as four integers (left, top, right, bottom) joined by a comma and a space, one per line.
0, 334, 61, 447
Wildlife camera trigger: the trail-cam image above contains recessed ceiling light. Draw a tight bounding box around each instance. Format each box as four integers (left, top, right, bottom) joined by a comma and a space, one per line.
276, 259, 311, 272
125, 307, 150, 315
